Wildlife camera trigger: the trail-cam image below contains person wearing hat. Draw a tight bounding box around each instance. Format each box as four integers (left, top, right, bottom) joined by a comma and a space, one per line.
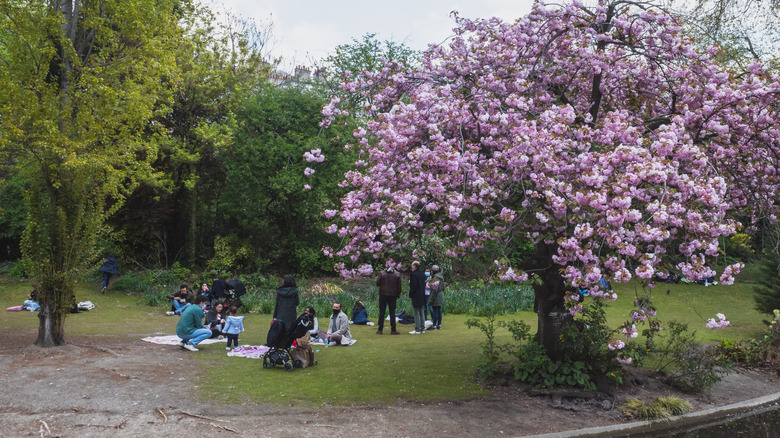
376, 266, 402, 335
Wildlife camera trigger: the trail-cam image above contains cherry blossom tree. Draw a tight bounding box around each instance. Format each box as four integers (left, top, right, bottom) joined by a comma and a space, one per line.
315, 0, 780, 358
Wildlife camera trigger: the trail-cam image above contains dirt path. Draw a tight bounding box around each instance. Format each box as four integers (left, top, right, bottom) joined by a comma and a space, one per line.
2, 333, 779, 437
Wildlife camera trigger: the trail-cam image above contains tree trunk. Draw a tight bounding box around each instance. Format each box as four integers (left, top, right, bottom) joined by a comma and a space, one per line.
35, 291, 67, 347
530, 243, 573, 361
189, 184, 197, 264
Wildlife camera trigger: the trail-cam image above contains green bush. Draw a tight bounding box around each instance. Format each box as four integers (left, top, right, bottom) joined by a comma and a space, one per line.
753, 258, 780, 314
560, 300, 624, 386
514, 341, 596, 390
2, 261, 27, 278
653, 321, 732, 393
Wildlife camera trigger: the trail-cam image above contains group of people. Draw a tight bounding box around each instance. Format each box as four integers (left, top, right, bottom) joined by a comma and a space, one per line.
273, 275, 354, 346
175, 295, 246, 351
173, 263, 445, 351
402, 261, 445, 334
172, 282, 246, 351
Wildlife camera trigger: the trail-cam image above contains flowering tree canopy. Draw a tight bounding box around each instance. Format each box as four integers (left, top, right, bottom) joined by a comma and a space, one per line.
316, 0, 780, 356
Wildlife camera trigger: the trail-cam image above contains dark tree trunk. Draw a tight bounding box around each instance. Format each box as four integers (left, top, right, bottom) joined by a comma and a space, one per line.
35, 290, 67, 347
530, 243, 573, 361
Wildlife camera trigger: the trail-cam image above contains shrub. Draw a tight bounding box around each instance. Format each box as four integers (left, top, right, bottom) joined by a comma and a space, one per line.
653, 321, 732, 392
560, 299, 624, 386
620, 396, 692, 420
753, 258, 780, 315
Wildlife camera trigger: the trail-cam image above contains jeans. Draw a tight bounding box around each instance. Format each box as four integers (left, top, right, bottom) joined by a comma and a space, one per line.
413, 306, 425, 332
101, 272, 111, 288
431, 306, 442, 327
226, 333, 239, 348
377, 295, 397, 332
179, 328, 211, 346
423, 294, 430, 320
172, 300, 191, 315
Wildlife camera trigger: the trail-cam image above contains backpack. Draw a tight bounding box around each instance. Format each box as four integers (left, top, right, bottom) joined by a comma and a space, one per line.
291, 347, 316, 368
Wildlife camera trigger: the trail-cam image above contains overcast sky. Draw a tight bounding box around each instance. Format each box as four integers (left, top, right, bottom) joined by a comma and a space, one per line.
207, 0, 535, 69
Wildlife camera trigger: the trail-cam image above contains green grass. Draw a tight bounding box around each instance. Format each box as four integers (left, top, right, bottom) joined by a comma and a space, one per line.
606, 280, 767, 343
0, 274, 771, 407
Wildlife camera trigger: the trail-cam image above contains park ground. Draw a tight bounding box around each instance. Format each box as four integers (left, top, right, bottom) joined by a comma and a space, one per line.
2, 279, 780, 437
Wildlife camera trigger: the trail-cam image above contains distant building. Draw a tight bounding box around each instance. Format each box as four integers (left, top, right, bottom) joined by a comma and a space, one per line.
266, 63, 327, 86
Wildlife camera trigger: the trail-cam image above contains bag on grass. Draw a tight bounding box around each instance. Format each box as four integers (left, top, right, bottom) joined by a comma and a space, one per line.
291, 347, 316, 368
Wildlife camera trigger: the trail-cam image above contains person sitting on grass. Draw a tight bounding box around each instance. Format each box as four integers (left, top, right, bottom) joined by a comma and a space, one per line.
166, 284, 191, 316
317, 302, 353, 346
176, 295, 211, 352
304, 306, 321, 341
350, 300, 372, 325
205, 302, 225, 338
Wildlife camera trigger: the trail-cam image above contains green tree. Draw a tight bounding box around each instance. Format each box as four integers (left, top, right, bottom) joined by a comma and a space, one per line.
220, 84, 356, 274
113, 4, 270, 268
316, 33, 419, 105
679, 0, 780, 71
0, 0, 179, 346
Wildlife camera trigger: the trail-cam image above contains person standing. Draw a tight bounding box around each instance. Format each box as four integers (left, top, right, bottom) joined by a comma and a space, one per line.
222, 305, 244, 350
273, 275, 300, 326
176, 296, 211, 351
428, 265, 445, 330
99, 254, 119, 294
376, 266, 401, 335
409, 261, 427, 334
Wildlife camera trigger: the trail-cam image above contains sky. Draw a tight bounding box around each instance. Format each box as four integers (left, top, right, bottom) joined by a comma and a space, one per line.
207, 0, 535, 69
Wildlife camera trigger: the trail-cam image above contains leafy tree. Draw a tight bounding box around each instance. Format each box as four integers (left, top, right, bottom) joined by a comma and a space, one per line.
754, 258, 780, 314
219, 84, 356, 274
111, 4, 270, 268
679, 0, 780, 71
0, 0, 179, 346
317, 0, 780, 359
316, 33, 419, 107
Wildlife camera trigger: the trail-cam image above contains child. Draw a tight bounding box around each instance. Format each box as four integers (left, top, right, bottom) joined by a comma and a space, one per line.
351, 300, 371, 325
222, 305, 244, 350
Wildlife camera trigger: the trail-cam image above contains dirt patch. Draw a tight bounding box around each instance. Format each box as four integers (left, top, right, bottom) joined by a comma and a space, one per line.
2, 334, 780, 438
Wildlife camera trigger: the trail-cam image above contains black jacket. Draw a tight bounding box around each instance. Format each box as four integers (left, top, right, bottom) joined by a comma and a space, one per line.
273, 286, 300, 325
409, 269, 426, 307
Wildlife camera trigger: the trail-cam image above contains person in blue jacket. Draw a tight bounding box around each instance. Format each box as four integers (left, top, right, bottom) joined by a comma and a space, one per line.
99, 255, 119, 294
351, 300, 370, 324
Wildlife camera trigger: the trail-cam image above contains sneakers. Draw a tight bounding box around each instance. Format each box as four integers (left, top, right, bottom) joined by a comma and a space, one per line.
391, 331, 400, 335
409, 330, 421, 334
429, 326, 437, 330
437, 325, 441, 330
328, 341, 337, 346
226, 347, 231, 351
179, 341, 187, 349
366, 321, 375, 326
183, 342, 198, 352
376, 330, 383, 335
101, 286, 107, 294
166, 311, 175, 316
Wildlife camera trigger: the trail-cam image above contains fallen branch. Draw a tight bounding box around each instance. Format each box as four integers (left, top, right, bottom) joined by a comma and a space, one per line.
210, 422, 239, 434
39, 420, 50, 437
157, 408, 168, 424
182, 411, 224, 422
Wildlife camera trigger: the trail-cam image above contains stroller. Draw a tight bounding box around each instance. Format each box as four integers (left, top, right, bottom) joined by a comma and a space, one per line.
262, 312, 314, 371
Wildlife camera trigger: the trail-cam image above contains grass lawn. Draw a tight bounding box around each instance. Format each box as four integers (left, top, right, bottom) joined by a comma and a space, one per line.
0, 274, 770, 406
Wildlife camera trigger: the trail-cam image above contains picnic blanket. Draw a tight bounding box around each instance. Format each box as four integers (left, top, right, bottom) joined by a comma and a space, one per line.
141, 335, 226, 346
310, 339, 357, 346
226, 345, 270, 359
